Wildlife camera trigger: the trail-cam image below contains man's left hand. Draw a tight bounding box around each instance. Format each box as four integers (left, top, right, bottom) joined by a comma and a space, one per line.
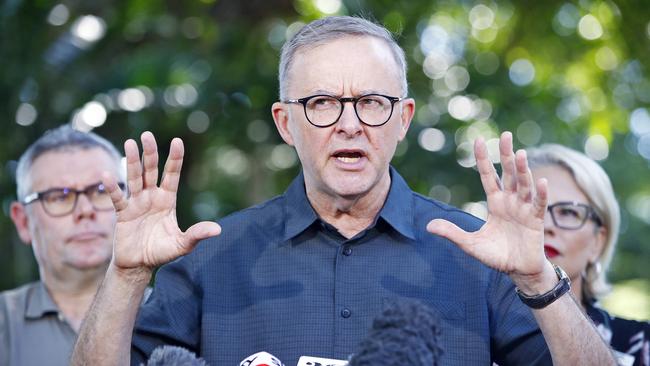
427, 131, 556, 293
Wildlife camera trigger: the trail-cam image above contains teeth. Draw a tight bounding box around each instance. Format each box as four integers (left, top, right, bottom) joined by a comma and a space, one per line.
337, 156, 360, 163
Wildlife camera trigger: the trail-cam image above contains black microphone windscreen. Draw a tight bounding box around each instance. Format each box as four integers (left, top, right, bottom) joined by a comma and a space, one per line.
145, 345, 208, 366
348, 298, 443, 366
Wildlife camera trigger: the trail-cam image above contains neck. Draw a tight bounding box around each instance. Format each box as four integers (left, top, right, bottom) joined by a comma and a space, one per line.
40, 264, 108, 332
306, 172, 391, 239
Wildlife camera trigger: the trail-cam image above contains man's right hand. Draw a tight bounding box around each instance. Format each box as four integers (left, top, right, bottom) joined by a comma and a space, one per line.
103, 131, 222, 272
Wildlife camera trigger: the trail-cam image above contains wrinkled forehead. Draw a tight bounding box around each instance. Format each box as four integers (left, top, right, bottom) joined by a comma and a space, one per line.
287, 36, 403, 95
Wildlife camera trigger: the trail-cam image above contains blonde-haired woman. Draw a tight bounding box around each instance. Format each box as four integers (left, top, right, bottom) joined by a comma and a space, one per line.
527, 144, 649, 366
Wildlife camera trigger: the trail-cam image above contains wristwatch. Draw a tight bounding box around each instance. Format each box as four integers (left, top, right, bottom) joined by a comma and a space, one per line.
516, 264, 571, 309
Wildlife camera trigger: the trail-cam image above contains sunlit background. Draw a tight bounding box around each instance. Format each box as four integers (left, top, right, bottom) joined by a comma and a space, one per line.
1, 0, 648, 319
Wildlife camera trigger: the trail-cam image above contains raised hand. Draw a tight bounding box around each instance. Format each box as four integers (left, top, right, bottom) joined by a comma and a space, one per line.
102, 131, 221, 270
427, 132, 550, 283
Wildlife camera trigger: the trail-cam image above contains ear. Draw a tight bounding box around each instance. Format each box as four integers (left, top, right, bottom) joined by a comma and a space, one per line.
271, 102, 295, 146
589, 225, 607, 263
10, 201, 33, 245
397, 98, 415, 142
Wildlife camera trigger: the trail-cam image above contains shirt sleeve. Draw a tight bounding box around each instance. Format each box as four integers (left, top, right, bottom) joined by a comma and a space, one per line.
487, 270, 553, 365
0, 292, 10, 366
130, 253, 202, 365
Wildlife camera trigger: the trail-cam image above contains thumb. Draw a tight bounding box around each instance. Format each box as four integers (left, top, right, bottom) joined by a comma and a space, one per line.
426, 219, 471, 247
181, 221, 222, 249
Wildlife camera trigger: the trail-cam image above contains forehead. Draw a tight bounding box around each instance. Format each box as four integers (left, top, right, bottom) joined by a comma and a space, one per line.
532, 165, 588, 202
28, 148, 119, 191
288, 35, 402, 95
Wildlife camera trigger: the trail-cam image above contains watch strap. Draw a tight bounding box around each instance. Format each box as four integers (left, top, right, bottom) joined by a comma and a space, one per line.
516, 264, 571, 309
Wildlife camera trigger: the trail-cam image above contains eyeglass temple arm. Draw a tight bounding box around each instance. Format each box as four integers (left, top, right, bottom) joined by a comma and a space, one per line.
22, 192, 39, 205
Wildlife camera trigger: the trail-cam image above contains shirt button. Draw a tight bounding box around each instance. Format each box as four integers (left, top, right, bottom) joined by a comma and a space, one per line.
341, 308, 351, 318
342, 246, 352, 256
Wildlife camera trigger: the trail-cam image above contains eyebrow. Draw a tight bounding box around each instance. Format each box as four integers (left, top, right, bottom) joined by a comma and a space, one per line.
357, 89, 390, 95
304, 89, 339, 96
304, 89, 391, 97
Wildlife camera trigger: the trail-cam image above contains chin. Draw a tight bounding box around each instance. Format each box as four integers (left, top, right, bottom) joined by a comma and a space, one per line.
327, 177, 374, 198
71, 258, 111, 271
67, 250, 112, 270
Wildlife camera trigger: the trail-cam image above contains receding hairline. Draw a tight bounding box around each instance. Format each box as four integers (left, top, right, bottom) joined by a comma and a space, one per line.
278, 16, 408, 100
284, 34, 404, 93
30, 145, 120, 164
24, 146, 122, 191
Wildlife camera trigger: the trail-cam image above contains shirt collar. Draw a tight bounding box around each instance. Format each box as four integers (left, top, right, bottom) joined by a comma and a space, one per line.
282, 171, 319, 242
282, 167, 415, 242
24, 282, 60, 319
377, 166, 416, 240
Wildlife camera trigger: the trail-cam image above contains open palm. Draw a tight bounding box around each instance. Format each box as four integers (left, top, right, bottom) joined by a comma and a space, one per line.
427, 132, 548, 278
103, 132, 221, 270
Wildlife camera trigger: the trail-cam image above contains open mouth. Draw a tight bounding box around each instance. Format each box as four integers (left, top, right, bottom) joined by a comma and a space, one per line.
544, 245, 560, 258
333, 150, 364, 164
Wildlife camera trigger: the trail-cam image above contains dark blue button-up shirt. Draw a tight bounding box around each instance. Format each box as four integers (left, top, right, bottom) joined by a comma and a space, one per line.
132, 168, 551, 365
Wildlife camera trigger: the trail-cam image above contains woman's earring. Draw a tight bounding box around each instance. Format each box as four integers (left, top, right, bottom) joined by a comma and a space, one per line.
593, 261, 602, 275
583, 261, 602, 280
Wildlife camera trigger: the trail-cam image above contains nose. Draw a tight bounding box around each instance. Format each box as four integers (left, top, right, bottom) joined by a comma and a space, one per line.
73, 193, 97, 221
335, 101, 363, 137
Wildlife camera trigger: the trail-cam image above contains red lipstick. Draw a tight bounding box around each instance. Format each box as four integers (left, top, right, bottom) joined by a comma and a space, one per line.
544, 245, 560, 258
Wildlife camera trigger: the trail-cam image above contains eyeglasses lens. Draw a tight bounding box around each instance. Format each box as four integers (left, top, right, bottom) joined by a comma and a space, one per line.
305, 95, 393, 126
550, 204, 588, 229
40, 184, 114, 216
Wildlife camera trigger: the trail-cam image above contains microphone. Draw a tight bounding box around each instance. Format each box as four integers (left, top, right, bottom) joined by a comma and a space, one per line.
347, 298, 443, 366
239, 351, 285, 366
145, 345, 207, 366
296, 355, 347, 365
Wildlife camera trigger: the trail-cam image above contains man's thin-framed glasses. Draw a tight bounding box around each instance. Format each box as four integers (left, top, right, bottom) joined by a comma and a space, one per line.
547, 201, 602, 230
22, 182, 125, 217
282, 93, 403, 127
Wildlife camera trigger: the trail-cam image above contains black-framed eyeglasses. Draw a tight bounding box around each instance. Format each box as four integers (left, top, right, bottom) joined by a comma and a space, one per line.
547, 201, 603, 230
22, 182, 125, 217
282, 93, 403, 127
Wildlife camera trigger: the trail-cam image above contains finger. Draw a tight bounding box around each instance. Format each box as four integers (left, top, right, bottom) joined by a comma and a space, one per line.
101, 171, 128, 212
533, 178, 548, 218
499, 132, 516, 193
180, 221, 222, 251
160, 138, 184, 193
515, 150, 533, 202
426, 219, 472, 248
474, 137, 501, 195
141, 132, 159, 189
124, 139, 143, 196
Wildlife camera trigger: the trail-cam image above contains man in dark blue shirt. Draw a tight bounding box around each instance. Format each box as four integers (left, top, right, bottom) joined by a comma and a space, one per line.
72, 16, 615, 365
127, 168, 551, 365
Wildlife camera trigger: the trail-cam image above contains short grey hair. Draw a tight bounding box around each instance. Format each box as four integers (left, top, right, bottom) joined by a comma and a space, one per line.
15, 124, 123, 200
278, 16, 408, 100
527, 144, 620, 302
